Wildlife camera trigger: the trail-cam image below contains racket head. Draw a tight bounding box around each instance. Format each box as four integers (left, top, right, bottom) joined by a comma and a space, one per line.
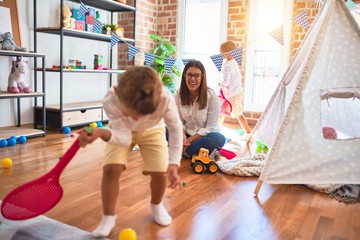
1, 138, 80, 220
1, 176, 63, 220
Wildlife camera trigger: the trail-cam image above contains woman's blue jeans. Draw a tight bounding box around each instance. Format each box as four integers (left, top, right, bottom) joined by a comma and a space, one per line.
183, 132, 226, 158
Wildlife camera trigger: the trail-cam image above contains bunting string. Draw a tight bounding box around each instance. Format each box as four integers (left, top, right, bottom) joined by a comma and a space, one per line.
75, 0, 325, 73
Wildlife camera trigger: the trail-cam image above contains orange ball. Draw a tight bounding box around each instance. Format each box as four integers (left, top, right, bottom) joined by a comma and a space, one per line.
1, 158, 13, 169
119, 228, 137, 240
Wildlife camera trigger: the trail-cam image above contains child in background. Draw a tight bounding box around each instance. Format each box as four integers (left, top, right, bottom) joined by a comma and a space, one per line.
78, 66, 183, 237
218, 40, 251, 137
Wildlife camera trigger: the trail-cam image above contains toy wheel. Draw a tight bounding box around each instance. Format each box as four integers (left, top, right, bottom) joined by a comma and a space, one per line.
207, 162, 218, 173
193, 162, 205, 174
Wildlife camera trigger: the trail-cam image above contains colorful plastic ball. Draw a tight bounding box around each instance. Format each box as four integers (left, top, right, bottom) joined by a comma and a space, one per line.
90, 122, 97, 128
96, 121, 103, 127
0, 139, 8, 147
63, 127, 71, 134
1, 158, 13, 169
18, 136, 27, 144
9, 136, 17, 141
119, 228, 137, 240
7, 138, 17, 146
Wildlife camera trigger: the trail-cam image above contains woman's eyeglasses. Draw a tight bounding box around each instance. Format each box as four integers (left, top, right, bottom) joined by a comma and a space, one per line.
185, 73, 203, 79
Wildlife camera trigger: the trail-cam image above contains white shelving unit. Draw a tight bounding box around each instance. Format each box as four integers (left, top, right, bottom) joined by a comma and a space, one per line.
0, 50, 46, 139
33, 0, 136, 131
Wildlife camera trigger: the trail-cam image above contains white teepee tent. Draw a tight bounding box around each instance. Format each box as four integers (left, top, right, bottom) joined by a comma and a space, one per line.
253, 0, 360, 195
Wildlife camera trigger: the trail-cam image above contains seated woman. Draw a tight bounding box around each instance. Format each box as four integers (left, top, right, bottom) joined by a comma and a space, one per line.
174, 60, 226, 158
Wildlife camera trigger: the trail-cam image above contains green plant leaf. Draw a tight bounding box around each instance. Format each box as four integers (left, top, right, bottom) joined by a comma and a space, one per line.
149, 34, 180, 94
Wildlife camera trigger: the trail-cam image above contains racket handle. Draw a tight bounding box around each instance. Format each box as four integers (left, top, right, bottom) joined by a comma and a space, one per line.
84, 126, 93, 134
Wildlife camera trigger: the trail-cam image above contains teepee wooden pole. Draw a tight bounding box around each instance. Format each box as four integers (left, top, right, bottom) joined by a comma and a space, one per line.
254, 180, 263, 197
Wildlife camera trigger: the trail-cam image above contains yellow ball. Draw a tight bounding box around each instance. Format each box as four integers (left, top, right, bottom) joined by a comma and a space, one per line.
119, 228, 137, 240
1, 158, 13, 169
90, 122, 97, 128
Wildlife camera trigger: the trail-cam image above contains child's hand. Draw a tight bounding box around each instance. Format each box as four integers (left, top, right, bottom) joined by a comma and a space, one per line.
167, 164, 182, 189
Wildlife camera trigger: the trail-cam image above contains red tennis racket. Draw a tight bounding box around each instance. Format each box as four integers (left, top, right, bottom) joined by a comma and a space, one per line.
1, 138, 81, 220
219, 89, 232, 114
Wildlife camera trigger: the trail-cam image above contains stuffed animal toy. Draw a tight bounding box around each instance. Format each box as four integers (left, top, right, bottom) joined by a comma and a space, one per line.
0, 32, 27, 52
7, 57, 32, 93
59, 3, 75, 29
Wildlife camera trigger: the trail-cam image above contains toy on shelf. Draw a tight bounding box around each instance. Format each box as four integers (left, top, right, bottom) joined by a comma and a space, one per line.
94, 54, 103, 69
191, 148, 218, 174
255, 140, 269, 154
114, 26, 124, 38
52, 59, 86, 70
7, 57, 32, 93
0, 32, 27, 52
59, 3, 75, 29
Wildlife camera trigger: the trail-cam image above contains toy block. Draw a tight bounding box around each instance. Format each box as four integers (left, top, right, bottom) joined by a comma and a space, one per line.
74, 20, 85, 31
88, 7, 96, 17
86, 24, 93, 32
86, 15, 94, 25
71, 9, 85, 21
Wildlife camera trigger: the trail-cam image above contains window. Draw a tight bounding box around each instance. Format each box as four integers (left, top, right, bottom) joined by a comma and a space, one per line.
177, 0, 228, 90
244, 0, 292, 111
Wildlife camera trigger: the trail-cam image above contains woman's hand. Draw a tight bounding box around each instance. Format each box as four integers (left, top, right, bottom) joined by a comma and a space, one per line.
167, 164, 182, 189
183, 138, 190, 151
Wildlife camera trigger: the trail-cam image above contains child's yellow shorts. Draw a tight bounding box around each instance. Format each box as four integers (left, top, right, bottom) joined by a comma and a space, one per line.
103, 128, 168, 173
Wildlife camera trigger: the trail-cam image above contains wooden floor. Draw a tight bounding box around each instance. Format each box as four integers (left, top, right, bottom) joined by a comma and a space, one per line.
0, 125, 359, 240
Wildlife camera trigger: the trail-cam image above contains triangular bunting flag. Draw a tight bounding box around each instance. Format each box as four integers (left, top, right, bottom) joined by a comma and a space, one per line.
144, 52, 156, 66
78, 2, 89, 19
182, 59, 193, 66
92, 18, 103, 33
128, 45, 139, 61
293, 10, 309, 29
269, 26, 284, 46
110, 32, 121, 48
229, 48, 243, 66
346, 0, 356, 9
210, 54, 224, 72
164, 58, 176, 74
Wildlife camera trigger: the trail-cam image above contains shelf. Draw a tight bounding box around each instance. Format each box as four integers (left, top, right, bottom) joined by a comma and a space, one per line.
0, 126, 45, 139
0, 50, 46, 58
67, 0, 135, 12
35, 68, 125, 74
35, 28, 135, 43
37, 100, 103, 112
0, 91, 44, 99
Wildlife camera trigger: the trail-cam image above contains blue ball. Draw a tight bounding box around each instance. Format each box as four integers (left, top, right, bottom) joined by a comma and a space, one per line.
9, 136, 17, 141
0, 139, 8, 147
96, 121, 103, 127
18, 136, 27, 144
7, 138, 16, 146
63, 127, 71, 134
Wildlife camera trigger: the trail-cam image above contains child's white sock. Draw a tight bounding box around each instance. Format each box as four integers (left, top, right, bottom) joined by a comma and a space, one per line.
150, 202, 172, 226
92, 215, 116, 237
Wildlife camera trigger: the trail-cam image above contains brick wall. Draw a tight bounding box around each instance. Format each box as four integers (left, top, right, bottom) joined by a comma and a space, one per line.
117, 0, 178, 68
290, 1, 319, 58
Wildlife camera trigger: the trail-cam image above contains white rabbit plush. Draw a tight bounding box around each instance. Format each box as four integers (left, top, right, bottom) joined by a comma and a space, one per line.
7, 57, 32, 93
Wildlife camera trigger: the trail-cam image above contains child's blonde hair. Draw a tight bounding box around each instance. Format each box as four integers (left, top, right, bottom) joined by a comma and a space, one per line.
117, 66, 162, 114
220, 40, 237, 53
